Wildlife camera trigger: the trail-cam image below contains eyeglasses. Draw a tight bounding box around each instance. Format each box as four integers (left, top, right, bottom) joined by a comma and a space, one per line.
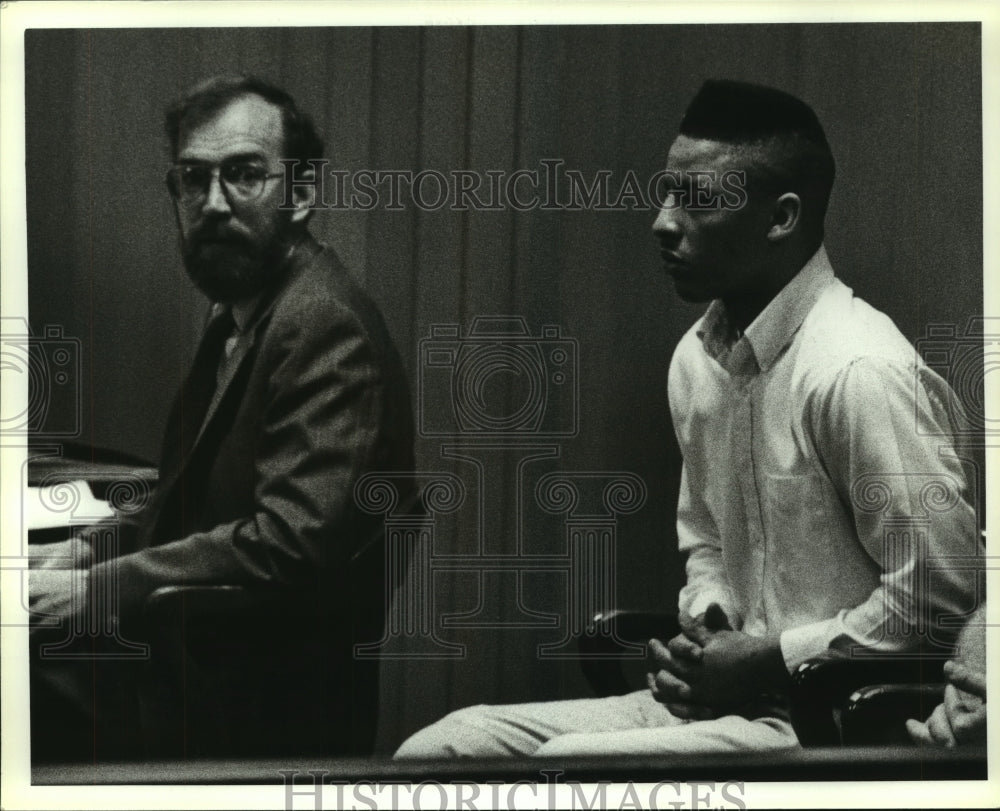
165, 161, 284, 206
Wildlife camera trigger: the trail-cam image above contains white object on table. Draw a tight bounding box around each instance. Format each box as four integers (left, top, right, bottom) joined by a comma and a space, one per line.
26, 480, 114, 531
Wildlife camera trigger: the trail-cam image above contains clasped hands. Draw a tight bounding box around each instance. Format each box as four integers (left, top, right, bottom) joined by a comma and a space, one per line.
646, 603, 788, 720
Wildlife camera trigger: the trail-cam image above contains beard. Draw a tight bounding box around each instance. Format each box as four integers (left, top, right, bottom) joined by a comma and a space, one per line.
182, 224, 292, 302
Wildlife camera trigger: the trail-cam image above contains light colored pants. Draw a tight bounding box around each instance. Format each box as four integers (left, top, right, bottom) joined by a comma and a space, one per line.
394, 689, 799, 759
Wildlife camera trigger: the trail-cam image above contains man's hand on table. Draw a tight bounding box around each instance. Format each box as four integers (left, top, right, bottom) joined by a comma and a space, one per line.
29, 569, 88, 623
29, 537, 93, 569
647, 603, 790, 718
28, 538, 92, 624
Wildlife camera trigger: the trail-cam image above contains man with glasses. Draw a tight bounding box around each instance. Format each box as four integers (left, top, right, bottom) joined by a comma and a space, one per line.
29, 75, 415, 761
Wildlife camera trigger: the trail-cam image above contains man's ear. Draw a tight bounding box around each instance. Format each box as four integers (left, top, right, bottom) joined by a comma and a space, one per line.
288, 167, 317, 225
767, 192, 801, 242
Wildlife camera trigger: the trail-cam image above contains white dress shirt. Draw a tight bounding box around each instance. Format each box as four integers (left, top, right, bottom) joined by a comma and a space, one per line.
668, 245, 980, 672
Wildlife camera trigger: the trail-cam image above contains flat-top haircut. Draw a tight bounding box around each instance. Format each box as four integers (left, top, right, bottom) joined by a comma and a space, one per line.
164, 75, 324, 179
681, 79, 836, 244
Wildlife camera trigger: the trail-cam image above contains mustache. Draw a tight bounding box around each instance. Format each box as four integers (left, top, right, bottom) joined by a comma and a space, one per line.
189, 226, 252, 247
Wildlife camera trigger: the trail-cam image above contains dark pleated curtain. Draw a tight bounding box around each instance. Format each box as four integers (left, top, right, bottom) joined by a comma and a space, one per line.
24, 23, 982, 753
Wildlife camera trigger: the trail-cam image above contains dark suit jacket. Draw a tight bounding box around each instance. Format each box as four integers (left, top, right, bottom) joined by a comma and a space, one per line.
29, 236, 413, 760
89, 235, 415, 627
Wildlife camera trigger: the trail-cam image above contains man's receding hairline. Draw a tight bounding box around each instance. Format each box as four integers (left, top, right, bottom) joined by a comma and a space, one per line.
176, 91, 289, 156
186, 91, 284, 129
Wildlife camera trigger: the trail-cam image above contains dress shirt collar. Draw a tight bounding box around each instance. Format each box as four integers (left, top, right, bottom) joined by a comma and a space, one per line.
697, 244, 835, 376
229, 296, 261, 334
209, 296, 261, 333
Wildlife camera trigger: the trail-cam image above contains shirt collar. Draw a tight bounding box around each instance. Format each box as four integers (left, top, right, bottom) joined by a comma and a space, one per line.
208, 295, 260, 335
697, 244, 835, 376
230, 296, 261, 333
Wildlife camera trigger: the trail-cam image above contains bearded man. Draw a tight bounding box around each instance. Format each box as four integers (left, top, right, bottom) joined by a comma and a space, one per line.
28, 76, 415, 761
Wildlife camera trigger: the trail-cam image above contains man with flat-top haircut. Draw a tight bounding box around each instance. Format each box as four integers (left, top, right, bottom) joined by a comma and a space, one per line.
395, 80, 979, 758
29, 76, 415, 761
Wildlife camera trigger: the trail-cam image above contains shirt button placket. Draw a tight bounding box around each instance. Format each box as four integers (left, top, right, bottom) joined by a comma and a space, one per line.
739, 376, 768, 625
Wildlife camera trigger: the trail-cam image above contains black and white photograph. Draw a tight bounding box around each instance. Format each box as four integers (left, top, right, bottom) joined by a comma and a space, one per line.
1, 2, 996, 808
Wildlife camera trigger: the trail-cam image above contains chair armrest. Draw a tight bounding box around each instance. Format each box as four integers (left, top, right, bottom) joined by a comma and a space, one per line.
145, 584, 263, 623
143, 583, 331, 647
578, 610, 678, 697
790, 655, 946, 746
143, 585, 269, 682
841, 683, 947, 745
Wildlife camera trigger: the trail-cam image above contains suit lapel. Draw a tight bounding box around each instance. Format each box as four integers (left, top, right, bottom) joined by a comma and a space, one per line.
153, 307, 232, 490
146, 238, 325, 544
191, 326, 257, 450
